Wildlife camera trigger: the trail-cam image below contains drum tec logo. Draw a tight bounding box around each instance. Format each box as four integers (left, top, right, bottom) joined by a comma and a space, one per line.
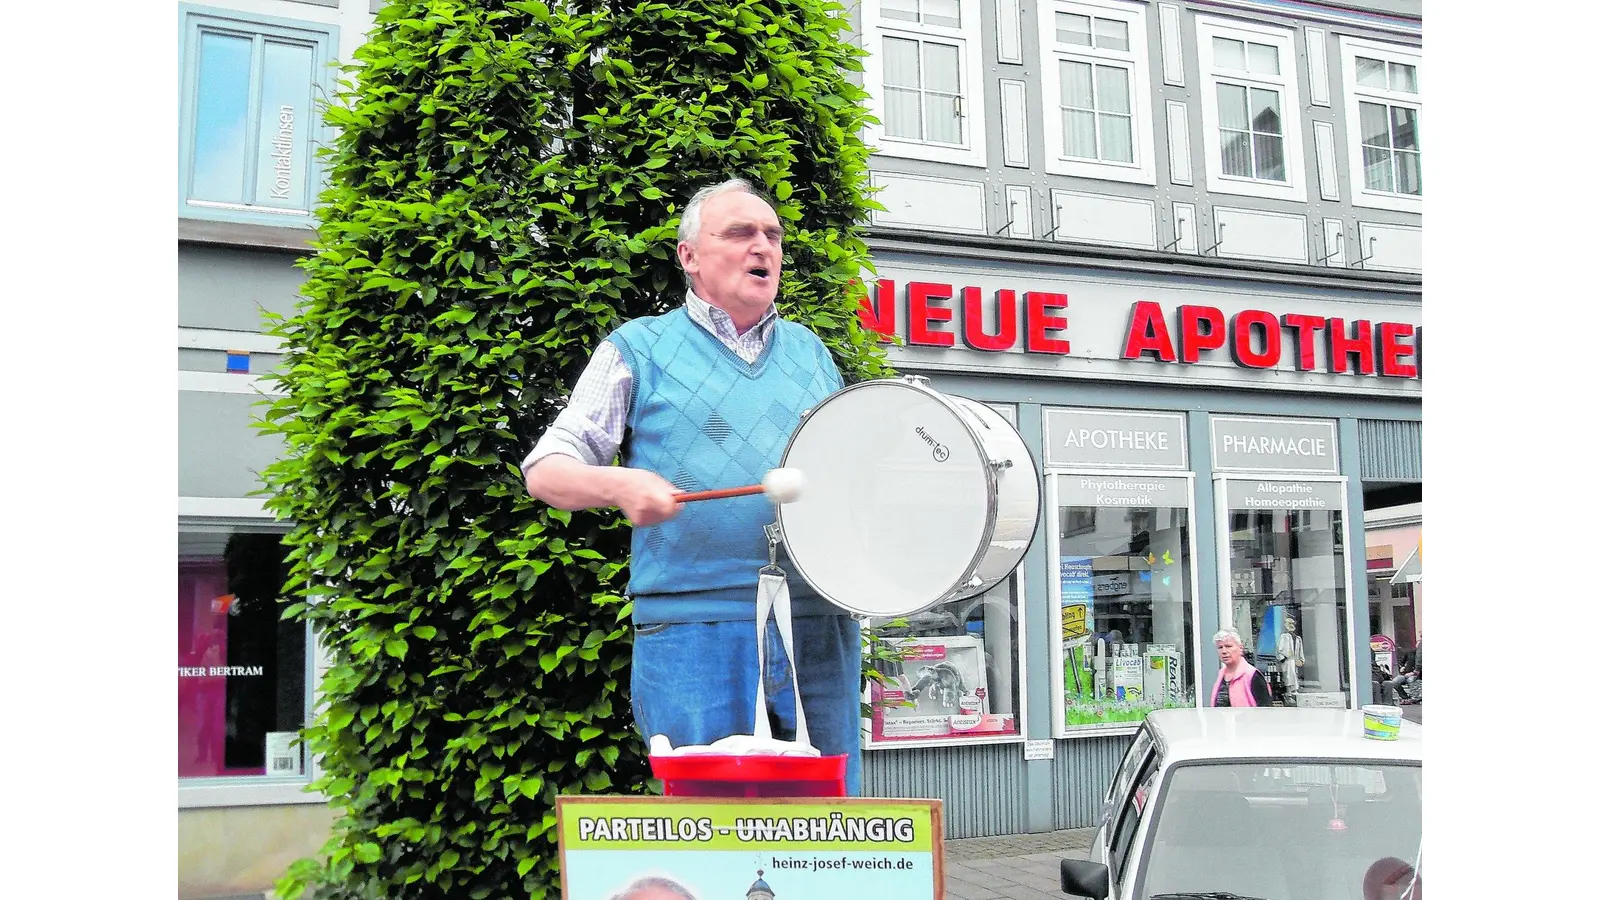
915, 426, 950, 462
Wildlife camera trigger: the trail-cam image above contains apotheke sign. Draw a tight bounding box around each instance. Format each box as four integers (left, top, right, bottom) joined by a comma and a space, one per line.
1045, 409, 1188, 469
857, 273, 1421, 393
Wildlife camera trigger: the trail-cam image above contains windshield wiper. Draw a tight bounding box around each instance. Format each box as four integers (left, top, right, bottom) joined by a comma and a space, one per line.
1148, 893, 1275, 900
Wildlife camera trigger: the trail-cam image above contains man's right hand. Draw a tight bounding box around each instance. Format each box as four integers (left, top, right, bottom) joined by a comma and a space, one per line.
610, 468, 684, 526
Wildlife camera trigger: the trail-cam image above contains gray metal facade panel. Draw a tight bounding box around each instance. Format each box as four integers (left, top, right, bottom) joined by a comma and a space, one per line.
1050, 734, 1135, 829
1357, 419, 1421, 481
179, 391, 284, 498
179, 245, 307, 334
861, 745, 1028, 838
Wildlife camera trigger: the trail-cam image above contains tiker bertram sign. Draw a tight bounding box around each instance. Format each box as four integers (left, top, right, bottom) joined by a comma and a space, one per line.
855, 268, 1421, 396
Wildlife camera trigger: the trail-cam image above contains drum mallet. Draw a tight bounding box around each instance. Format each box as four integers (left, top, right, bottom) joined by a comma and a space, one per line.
674, 468, 806, 505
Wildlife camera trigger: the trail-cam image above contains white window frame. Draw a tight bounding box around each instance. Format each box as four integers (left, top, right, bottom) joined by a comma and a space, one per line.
860, 0, 987, 168
1340, 37, 1422, 213
1037, 0, 1157, 185
1194, 16, 1307, 202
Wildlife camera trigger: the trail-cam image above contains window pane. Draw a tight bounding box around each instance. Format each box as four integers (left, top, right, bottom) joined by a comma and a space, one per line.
1097, 65, 1131, 115
1217, 83, 1249, 129
190, 31, 254, 204
1095, 18, 1130, 51
1359, 101, 1391, 148
253, 40, 314, 209
1390, 106, 1420, 151
1249, 87, 1282, 135
179, 532, 306, 779
1058, 13, 1093, 46
1056, 474, 1199, 732
1065, 109, 1099, 158
1363, 145, 1395, 194
923, 0, 962, 28
923, 42, 961, 94
883, 37, 922, 89
1390, 62, 1419, 93
1253, 133, 1285, 181
1225, 492, 1352, 707
1101, 113, 1134, 162
925, 91, 963, 143
1213, 37, 1247, 70
885, 88, 923, 139
1220, 128, 1253, 177
1062, 60, 1094, 108
882, 0, 919, 22
1395, 149, 1421, 195
1247, 42, 1280, 76
1145, 764, 1420, 899
1355, 56, 1388, 88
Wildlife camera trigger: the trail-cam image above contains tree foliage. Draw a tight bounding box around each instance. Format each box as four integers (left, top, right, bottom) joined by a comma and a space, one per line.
261, 1, 889, 897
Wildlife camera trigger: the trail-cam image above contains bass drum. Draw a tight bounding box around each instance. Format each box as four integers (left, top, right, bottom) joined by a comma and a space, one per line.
775, 376, 1041, 618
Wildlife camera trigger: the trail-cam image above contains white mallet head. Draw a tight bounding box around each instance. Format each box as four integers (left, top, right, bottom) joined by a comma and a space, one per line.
762, 467, 806, 504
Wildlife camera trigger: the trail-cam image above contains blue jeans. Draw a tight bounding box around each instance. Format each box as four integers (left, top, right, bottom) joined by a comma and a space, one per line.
630, 615, 862, 796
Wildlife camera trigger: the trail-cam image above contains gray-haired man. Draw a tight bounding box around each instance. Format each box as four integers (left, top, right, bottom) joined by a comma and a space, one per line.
523, 178, 862, 793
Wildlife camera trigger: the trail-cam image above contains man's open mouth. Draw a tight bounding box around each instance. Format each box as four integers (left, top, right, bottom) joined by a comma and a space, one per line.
748, 267, 770, 279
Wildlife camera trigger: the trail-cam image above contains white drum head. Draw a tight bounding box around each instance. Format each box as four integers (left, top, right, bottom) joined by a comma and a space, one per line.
777, 382, 992, 617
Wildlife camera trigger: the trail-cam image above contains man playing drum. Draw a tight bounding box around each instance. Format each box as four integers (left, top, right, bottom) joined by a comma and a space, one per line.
522, 178, 863, 794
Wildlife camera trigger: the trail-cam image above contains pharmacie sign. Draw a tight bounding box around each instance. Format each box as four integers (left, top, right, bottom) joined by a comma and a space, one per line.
857, 270, 1421, 396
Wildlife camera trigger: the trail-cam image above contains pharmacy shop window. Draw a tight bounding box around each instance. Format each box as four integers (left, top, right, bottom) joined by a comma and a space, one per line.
1049, 472, 1200, 735
179, 527, 320, 805
1217, 477, 1356, 709
1040, 408, 1199, 737
860, 401, 1027, 749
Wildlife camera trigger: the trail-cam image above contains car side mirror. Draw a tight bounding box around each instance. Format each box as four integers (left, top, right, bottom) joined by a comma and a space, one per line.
1060, 859, 1111, 899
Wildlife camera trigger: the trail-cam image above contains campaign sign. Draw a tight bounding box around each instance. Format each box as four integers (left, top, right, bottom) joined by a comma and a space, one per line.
557, 797, 944, 900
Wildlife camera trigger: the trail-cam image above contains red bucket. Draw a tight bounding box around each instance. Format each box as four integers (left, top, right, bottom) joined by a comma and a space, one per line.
649, 754, 848, 798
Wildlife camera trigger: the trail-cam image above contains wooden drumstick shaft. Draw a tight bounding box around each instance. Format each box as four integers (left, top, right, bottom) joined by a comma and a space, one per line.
674, 484, 766, 503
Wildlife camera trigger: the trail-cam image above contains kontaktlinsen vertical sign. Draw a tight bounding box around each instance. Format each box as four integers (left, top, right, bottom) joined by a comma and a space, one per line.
1224, 479, 1347, 511
1044, 408, 1188, 470
557, 797, 943, 900
1210, 415, 1339, 474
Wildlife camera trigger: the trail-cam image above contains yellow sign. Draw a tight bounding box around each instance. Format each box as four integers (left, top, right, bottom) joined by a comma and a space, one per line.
1062, 604, 1089, 640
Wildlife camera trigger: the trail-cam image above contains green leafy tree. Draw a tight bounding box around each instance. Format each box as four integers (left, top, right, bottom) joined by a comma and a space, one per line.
261, 1, 890, 898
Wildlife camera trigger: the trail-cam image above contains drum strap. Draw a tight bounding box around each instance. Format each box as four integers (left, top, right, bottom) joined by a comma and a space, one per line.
752, 569, 812, 750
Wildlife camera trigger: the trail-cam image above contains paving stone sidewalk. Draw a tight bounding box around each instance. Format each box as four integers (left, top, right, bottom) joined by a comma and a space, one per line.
943, 827, 1097, 900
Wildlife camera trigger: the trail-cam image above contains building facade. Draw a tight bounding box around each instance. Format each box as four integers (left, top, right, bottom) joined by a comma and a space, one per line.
176, 0, 1419, 896
841, 0, 1420, 840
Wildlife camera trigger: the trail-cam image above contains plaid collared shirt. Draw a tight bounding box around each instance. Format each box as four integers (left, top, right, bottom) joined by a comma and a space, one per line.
521, 290, 780, 473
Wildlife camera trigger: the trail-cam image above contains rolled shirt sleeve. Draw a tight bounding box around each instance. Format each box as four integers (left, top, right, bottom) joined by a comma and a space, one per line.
521, 341, 633, 474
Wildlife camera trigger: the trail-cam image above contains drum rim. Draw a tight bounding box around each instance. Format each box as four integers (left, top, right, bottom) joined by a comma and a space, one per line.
774, 377, 1000, 619
941, 394, 1046, 603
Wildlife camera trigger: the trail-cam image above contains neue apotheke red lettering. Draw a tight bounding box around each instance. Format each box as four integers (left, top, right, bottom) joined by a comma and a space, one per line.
857, 281, 1420, 379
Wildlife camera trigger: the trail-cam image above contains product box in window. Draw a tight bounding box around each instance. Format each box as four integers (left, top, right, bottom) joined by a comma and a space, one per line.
867, 636, 1018, 741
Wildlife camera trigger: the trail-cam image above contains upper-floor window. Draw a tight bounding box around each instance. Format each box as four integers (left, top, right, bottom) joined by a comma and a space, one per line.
1038, 0, 1156, 184
178, 5, 337, 227
1341, 38, 1421, 212
1195, 17, 1306, 203
862, 0, 987, 168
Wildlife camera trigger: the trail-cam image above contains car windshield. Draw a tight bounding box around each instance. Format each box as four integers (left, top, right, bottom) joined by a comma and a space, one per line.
1138, 761, 1421, 900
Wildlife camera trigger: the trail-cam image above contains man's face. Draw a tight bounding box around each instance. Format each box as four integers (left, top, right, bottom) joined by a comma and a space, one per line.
678, 191, 784, 320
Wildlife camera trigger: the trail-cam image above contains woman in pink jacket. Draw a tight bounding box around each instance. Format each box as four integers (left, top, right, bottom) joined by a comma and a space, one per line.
1210, 628, 1274, 707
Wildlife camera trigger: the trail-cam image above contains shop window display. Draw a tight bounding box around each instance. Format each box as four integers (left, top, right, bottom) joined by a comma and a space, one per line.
1223, 480, 1353, 707
1052, 474, 1198, 732
860, 572, 1024, 746
178, 530, 310, 779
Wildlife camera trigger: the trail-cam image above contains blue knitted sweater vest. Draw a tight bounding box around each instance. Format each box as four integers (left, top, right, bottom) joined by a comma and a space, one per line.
608, 308, 843, 624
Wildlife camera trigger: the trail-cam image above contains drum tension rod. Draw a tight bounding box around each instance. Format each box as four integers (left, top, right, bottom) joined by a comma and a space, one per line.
761, 522, 785, 576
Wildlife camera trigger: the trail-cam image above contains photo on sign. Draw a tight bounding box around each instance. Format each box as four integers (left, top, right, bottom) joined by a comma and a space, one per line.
558, 798, 943, 900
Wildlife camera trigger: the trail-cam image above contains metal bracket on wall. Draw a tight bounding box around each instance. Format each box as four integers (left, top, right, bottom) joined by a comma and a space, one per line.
1352, 235, 1378, 269
1161, 218, 1186, 252
1202, 222, 1225, 256
993, 217, 1015, 236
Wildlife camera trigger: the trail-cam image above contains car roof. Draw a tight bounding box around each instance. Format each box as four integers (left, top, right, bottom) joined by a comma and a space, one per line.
1143, 708, 1422, 764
